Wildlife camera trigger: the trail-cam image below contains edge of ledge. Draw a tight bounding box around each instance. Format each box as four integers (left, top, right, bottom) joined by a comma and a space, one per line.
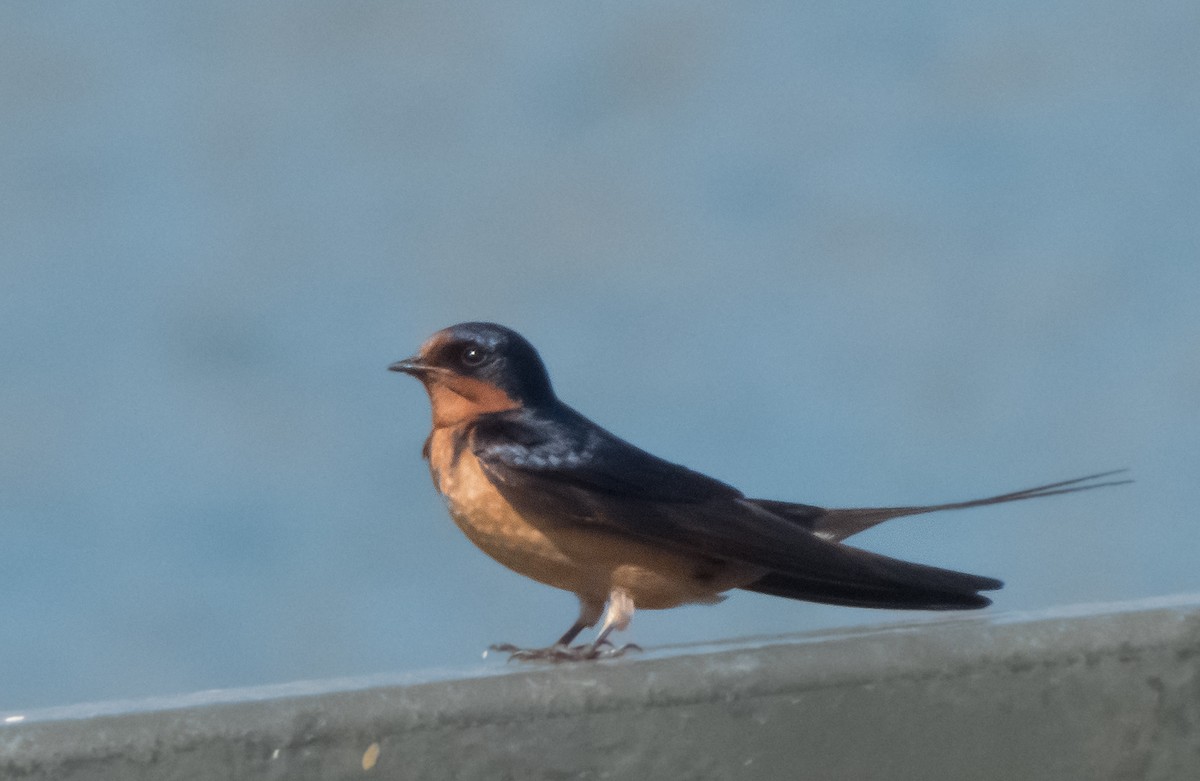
3, 594, 1199, 781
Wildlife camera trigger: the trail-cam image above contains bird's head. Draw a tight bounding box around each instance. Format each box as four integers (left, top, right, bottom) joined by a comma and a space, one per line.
389, 322, 555, 427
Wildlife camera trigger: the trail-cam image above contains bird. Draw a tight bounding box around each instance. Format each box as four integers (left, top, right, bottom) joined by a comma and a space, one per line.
389, 321, 1129, 661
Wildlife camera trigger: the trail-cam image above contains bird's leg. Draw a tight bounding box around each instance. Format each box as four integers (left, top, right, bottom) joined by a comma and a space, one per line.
554, 618, 589, 647
488, 597, 605, 661
490, 591, 642, 662
584, 587, 642, 658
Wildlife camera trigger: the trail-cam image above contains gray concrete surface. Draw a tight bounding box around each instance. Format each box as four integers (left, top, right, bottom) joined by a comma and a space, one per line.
2, 595, 1198, 781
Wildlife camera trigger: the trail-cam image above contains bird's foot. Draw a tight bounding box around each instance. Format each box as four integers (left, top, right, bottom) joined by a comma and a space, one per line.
487, 641, 642, 663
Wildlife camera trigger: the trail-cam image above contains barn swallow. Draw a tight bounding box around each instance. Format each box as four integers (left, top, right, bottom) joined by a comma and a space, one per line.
389, 322, 1129, 661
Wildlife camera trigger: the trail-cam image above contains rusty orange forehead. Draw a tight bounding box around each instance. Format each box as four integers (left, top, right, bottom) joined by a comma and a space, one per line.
416, 328, 456, 359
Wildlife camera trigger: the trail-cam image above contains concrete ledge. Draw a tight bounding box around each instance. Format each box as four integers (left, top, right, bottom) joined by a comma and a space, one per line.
3, 595, 1199, 780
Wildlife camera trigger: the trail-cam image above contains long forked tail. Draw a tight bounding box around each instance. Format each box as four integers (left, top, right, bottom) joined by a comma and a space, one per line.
750, 469, 1131, 544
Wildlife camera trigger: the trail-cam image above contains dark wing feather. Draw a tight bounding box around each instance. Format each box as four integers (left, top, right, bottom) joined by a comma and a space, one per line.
742, 571, 993, 610
471, 404, 743, 503
472, 406, 1001, 598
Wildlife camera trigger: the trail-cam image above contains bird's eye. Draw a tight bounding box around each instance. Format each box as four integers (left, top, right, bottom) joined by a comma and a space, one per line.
460, 346, 488, 367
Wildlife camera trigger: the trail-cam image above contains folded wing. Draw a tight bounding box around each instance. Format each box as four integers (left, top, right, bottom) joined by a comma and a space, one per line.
472, 406, 1003, 608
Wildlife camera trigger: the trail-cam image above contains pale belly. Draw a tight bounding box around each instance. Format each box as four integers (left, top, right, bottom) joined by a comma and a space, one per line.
426, 428, 761, 609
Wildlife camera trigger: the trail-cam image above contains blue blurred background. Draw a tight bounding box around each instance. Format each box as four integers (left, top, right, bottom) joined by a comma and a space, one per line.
2, 2, 1196, 711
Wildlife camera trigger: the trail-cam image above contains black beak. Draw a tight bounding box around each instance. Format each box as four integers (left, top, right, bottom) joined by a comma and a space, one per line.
388, 357, 430, 375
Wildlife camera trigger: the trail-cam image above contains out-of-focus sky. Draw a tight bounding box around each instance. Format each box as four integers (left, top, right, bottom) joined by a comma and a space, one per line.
2, 2, 1196, 711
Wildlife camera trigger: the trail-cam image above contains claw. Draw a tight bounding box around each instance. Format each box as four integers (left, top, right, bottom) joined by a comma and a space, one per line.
487, 643, 522, 654
485, 642, 642, 663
